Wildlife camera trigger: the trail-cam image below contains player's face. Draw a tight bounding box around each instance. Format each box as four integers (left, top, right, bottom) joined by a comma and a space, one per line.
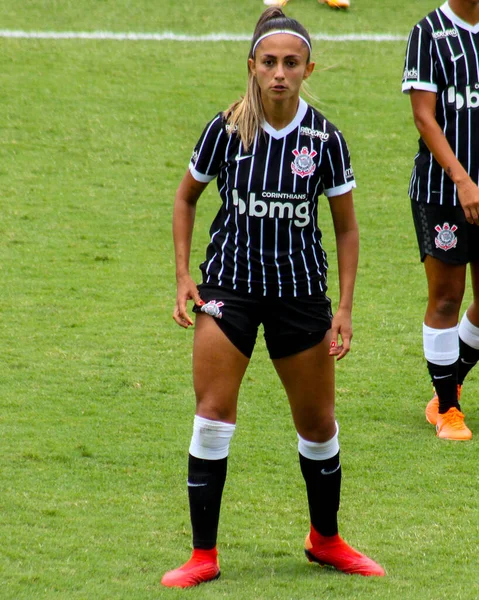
248, 34, 314, 105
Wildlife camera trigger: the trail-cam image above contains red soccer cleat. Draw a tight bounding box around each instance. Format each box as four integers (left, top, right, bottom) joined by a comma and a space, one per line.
305, 527, 385, 576
161, 548, 220, 588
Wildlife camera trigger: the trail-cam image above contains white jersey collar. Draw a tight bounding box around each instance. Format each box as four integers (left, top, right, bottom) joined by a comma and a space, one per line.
262, 97, 308, 140
441, 2, 479, 34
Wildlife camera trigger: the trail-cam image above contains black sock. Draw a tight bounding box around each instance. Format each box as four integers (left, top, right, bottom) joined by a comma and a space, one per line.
188, 454, 227, 550
458, 338, 479, 385
299, 451, 341, 537
427, 360, 460, 413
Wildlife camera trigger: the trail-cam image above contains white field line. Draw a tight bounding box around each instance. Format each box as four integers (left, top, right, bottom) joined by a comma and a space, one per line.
0, 30, 407, 42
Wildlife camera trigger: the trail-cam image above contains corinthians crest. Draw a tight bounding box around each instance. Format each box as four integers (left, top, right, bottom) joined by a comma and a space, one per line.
291, 147, 317, 178
200, 300, 224, 319
435, 222, 458, 251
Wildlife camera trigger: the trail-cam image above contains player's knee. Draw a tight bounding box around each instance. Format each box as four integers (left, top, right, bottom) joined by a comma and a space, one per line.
297, 418, 337, 445
432, 296, 462, 320
298, 422, 339, 459
195, 401, 236, 423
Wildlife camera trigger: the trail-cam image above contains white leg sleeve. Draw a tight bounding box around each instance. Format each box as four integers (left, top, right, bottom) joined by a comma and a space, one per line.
458, 313, 479, 350
423, 323, 459, 365
297, 423, 339, 460
189, 415, 236, 460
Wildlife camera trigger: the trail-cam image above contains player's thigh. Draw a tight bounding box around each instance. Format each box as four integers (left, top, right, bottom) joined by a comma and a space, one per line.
411, 199, 467, 266
192, 313, 250, 423
412, 200, 467, 308
272, 331, 335, 442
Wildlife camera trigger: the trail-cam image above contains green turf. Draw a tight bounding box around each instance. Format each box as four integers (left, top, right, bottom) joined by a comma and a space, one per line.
0, 0, 436, 35
1, 1, 478, 599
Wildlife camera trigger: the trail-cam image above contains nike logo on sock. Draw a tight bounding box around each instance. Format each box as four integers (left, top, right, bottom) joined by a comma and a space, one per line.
321, 464, 341, 476
187, 482, 208, 488
432, 374, 452, 380
460, 358, 476, 365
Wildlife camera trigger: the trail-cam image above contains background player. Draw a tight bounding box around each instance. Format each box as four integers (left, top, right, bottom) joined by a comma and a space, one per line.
162, 6, 384, 589
402, 0, 479, 440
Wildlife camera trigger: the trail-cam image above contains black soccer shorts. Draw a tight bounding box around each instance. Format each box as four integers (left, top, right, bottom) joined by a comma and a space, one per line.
411, 199, 479, 265
192, 284, 332, 359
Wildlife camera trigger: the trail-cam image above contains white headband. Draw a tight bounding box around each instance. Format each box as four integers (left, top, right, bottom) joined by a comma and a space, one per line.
252, 30, 312, 57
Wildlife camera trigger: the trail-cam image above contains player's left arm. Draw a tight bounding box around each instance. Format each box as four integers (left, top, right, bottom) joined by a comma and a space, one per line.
328, 190, 359, 360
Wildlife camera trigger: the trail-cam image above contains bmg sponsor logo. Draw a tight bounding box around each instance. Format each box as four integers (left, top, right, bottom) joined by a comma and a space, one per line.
447, 84, 479, 110
232, 189, 310, 228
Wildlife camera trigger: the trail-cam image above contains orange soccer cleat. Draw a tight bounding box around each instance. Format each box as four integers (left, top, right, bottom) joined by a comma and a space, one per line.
425, 385, 462, 426
305, 528, 385, 577
319, 0, 350, 8
436, 407, 472, 441
161, 548, 220, 588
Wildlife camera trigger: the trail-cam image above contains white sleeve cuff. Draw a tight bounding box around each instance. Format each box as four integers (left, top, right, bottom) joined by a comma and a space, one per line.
402, 81, 438, 94
189, 163, 216, 183
324, 180, 356, 198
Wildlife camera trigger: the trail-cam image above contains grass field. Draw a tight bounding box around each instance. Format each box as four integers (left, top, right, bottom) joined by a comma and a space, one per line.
1, 1, 478, 598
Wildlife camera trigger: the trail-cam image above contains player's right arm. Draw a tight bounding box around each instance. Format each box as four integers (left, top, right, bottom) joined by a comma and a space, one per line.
172, 171, 208, 328
409, 89, 479, 225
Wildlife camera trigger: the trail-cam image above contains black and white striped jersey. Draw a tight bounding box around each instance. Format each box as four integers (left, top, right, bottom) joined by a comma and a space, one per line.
189, 98, 356, 297
402, 2, 479, 205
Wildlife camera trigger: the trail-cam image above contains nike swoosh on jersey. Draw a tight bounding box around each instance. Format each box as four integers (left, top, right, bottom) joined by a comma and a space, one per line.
451, 53, 464, 62
235, 154, 254, 161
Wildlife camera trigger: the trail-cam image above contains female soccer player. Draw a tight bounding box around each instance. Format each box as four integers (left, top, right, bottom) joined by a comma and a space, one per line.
162, 7, 384, 588
403, 0, 479, 440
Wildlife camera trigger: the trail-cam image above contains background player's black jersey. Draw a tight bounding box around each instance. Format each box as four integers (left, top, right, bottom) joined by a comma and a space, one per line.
189, 98, 356, 297
402, 2, 479, 206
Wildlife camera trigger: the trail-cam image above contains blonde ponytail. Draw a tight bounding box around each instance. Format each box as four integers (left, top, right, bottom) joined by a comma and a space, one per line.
224, 72, 265, 151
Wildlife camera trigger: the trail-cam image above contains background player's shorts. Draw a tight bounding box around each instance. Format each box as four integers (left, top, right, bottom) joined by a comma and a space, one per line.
411, 199, 479, 265
192, 284, 332, 360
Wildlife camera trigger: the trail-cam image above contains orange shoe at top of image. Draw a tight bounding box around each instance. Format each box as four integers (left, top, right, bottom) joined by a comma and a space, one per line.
263, 0, 350, 7
319, 0, 350, 8
263, 0, 289, 6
